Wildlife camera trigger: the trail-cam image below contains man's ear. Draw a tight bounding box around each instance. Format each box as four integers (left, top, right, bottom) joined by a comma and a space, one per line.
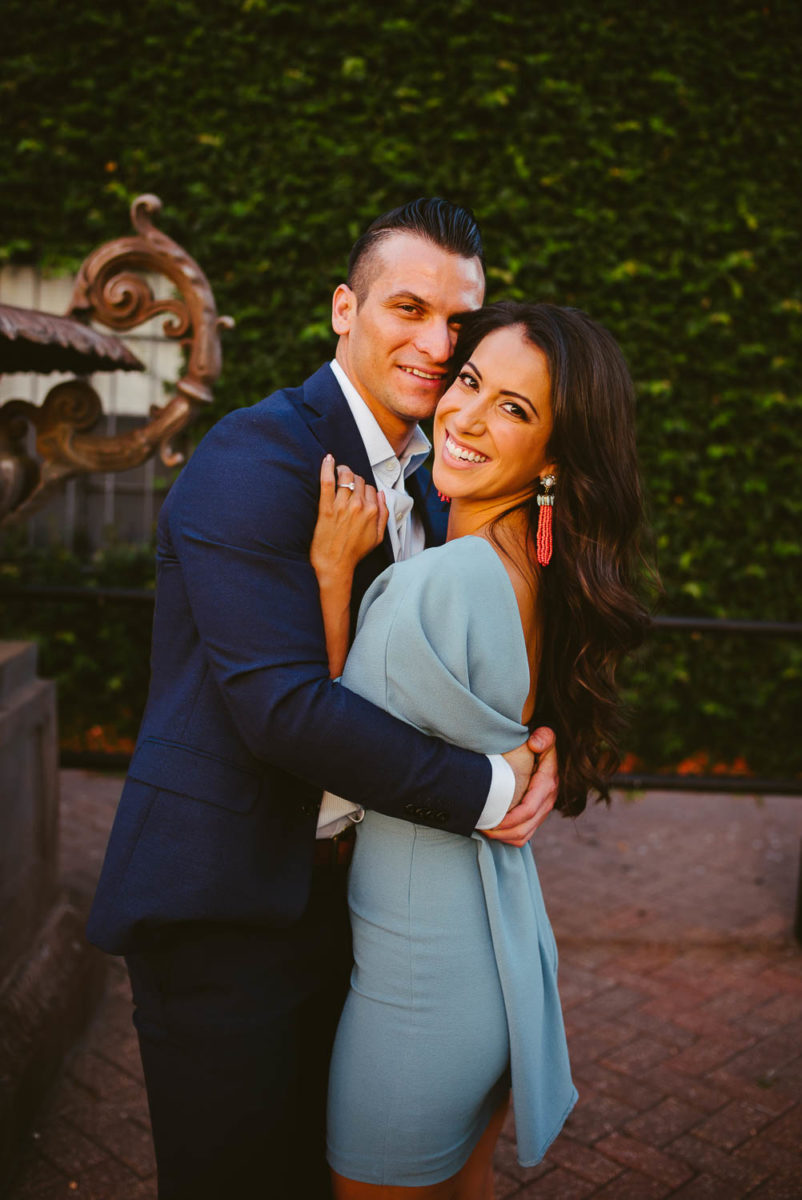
332, 284, 356, 336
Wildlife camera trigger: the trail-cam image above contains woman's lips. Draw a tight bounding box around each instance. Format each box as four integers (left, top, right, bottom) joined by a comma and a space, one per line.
442, 433, 489, 465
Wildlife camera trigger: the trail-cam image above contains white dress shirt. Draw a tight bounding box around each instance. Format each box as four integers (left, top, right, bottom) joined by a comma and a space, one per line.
316, 360, 515, 837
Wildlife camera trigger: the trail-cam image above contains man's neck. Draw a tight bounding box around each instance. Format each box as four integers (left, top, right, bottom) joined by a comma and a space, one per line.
333, 352, 416, 458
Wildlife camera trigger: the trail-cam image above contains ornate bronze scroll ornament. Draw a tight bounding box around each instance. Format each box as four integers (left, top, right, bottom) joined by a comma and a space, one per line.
0, 194, 233, 525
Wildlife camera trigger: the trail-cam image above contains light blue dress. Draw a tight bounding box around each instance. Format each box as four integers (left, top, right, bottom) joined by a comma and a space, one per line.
326, 535, 577, 1186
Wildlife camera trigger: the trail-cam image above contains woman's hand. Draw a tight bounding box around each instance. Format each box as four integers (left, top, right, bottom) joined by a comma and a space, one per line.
310, 455, 388, 585
310, 454, 388, 678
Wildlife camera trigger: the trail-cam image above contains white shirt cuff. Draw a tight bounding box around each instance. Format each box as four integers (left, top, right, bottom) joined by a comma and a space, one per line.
474, 754, 515, 829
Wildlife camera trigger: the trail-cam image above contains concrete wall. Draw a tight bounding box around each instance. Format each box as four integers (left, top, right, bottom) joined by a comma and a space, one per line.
0, 642, 105, 1188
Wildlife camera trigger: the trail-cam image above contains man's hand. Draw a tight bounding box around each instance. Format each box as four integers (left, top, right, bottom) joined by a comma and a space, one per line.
485, 727, 558, 847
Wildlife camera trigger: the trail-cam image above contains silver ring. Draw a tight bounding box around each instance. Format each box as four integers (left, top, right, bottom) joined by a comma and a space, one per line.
339, 481, 355, 491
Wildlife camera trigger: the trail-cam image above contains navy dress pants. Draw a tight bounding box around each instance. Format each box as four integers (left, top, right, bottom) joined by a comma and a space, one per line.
126, 862, 351, 1200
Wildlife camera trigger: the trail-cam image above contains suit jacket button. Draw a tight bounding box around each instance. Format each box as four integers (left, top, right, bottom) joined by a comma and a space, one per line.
437, 811, 448, 823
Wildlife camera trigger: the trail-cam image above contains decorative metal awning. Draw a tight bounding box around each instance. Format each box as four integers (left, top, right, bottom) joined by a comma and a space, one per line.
0, 303, 144, 374
0, 193, 233, 525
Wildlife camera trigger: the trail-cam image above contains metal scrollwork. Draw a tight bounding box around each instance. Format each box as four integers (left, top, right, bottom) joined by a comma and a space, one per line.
0, 193, 233, 526
70, 194, 234, 410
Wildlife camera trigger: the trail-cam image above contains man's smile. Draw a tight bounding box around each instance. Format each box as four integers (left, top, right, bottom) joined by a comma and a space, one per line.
398, 365, 446, 382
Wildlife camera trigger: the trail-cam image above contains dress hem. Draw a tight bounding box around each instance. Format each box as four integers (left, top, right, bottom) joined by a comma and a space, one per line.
327, 1082, 507, 1188
327, 1083, 579, 1186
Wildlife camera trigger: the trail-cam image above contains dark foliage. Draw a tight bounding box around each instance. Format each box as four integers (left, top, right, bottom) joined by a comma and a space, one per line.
1, 1, 799, 773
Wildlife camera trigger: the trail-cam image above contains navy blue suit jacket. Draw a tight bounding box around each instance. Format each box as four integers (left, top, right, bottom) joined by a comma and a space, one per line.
87, 365, 492, 953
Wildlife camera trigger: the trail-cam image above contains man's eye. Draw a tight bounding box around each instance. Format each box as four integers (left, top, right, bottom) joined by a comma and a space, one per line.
399, 304, 419, 314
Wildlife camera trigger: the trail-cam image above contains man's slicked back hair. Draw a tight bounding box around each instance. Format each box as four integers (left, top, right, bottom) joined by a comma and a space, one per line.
346, 197, 485, 303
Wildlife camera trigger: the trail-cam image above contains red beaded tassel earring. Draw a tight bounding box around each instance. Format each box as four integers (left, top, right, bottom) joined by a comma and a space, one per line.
536, 474, 556, 566
437, 490, 450, 503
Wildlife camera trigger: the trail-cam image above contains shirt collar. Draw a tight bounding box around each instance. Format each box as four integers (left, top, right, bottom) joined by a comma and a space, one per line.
330, 359, 430, 483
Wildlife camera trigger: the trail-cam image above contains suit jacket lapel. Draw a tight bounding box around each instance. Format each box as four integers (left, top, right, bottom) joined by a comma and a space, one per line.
301, 365, 394, 622
409, 467, 450, 549
300, 367, 449, 618
302, 364, 376, 485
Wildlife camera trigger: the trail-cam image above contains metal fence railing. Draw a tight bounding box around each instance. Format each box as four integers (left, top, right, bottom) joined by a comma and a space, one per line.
5, 582, 801, 939
4, 582, 801, 792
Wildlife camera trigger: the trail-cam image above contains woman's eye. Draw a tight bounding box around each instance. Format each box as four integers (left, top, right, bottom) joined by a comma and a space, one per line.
502, 401, 527, 419
458, 371, 478, 389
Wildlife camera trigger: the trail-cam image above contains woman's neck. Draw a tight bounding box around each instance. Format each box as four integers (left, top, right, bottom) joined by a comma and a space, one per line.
446, 496, 529, 543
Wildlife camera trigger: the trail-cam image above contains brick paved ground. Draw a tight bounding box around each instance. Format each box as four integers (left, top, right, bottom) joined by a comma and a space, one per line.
7, 774, 802, 1199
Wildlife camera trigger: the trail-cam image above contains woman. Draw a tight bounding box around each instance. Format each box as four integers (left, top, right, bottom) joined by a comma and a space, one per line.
311, 302, 649, 1199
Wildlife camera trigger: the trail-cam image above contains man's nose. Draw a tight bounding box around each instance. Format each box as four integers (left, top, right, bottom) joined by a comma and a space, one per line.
414, 318, 455, 363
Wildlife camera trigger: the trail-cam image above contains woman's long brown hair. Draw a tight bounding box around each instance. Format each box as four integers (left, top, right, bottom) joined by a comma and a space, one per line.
450, 302, 651, 815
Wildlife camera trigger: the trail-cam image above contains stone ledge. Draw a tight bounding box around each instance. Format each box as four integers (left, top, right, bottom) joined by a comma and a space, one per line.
0, 894, 106, 1191
0, 642, 38, 706
0, 644, 59, 983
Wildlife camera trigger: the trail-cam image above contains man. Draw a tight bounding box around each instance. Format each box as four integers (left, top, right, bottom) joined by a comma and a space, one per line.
87, 198, 558, 1198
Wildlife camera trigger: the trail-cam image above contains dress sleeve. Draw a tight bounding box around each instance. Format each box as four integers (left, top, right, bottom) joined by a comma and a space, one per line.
341, 539, 530, 755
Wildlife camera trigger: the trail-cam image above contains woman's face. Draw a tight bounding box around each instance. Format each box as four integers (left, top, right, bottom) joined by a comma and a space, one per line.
433, 324, 554, 506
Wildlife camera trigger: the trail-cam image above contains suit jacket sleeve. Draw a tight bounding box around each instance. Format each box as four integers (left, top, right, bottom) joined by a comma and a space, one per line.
161, 393, 491, 836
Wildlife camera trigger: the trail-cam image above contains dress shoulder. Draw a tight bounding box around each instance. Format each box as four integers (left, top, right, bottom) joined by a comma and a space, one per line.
342, 537, 530, 753
356, 535, 517, 622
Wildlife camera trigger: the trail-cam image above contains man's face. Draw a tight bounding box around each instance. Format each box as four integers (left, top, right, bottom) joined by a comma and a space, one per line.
332, 232, 485, 451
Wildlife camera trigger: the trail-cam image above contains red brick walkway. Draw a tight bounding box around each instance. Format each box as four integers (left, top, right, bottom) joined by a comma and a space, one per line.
8, 775, 802, 1199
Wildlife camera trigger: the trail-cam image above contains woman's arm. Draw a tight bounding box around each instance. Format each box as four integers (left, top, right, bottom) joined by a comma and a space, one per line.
309, 454, 388, 677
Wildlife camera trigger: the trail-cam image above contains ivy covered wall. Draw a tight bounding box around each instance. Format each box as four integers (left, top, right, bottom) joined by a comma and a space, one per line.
2, 0, 800, 774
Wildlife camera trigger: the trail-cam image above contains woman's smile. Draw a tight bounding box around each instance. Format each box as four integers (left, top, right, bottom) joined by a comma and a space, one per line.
442, 432, 490, 465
